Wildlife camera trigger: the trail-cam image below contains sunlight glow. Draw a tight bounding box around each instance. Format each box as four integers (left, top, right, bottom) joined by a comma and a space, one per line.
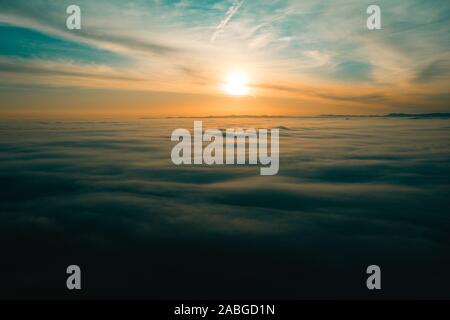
224, 72, 249, 96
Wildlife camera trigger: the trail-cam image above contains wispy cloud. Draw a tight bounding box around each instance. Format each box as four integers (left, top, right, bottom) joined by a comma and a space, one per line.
210, 0, 245, 43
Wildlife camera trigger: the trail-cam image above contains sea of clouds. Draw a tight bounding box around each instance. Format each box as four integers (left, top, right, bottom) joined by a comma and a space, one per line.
0, 116, 449, 298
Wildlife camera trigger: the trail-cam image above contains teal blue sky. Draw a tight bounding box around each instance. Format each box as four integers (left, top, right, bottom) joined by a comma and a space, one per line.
0, 0, 449, 116
0, 25, 122, 63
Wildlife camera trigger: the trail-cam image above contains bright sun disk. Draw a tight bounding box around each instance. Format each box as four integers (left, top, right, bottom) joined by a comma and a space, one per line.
224, 72, 249, 96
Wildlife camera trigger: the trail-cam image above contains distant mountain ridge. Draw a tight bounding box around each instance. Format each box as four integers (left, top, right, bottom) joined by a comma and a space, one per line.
384, 113, 450, 119
139, 113, 450, 119
319, 113, 450, 118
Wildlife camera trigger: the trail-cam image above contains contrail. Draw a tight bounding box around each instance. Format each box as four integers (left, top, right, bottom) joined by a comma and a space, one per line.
210, 0, 244, 43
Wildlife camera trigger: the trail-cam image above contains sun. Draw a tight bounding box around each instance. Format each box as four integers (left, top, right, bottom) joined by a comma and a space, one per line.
224, 72, 249, 96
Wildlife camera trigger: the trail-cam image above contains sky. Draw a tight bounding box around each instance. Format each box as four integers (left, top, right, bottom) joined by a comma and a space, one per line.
0, 0, 449, 117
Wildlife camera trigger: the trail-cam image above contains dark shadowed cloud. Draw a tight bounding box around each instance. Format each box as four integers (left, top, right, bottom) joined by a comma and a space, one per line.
0, 117, 449, 298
